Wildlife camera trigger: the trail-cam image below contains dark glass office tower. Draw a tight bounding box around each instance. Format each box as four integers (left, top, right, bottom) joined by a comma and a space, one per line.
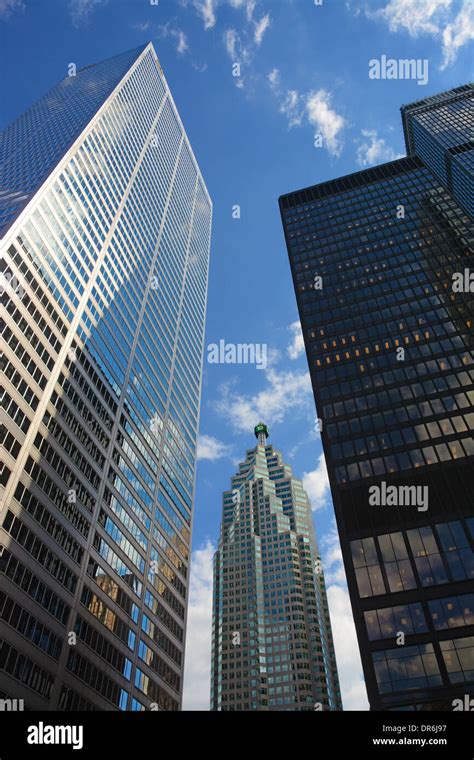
211, 424, 342, 711
279, 86, 474, 711
0, 44, 211, 710
401, 84, 473, 218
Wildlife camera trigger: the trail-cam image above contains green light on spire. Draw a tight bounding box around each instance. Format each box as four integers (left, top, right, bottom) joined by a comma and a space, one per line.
254, 422, 269, 440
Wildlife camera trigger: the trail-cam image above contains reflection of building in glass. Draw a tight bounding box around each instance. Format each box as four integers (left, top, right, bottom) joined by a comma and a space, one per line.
280, 86, 473, 711
211, 424, 342, 711
0, 43, 211, 710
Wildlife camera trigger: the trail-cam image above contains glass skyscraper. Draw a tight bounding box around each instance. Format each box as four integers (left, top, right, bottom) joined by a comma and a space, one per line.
401, 84, 473, 218
0, 43, 212, 711
280, 85, 473, 711
211, 423, 341, 711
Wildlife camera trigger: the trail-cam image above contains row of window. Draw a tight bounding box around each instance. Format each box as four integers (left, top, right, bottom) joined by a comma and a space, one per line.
352, 519, 474, 598
0, 546, 70, 625
373, 636, 474, 694
365, 593, 474, 641
2, 510, 77, 594
0, 589, 62, 660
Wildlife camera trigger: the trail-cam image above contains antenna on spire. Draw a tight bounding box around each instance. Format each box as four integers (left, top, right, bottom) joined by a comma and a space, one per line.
254, 422, 269, 446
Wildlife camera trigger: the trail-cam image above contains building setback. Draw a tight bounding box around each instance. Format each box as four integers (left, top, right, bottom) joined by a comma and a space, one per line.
211, 423, 342, 711
0, 43, 212, 710
279, 85, 473, 711
401, 84, 474, 219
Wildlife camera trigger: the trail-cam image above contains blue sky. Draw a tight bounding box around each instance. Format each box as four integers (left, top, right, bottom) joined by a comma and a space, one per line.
1, 0, 473, 711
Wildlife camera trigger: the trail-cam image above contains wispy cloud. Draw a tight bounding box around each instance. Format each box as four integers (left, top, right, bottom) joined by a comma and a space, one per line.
0, 0, 24, 20
367, 0, 451, 36
267, 67, 280, 90
68, 0, 108, 28
306, 89, 346, 157
356, 128, 403, 167
326, 583, 370, 709
182, 540, 215, 710
214, 368, 312, 434
132, 21, 151, 33
197, 434, 232, 461
287, 320, 305, 360
254, 11, 270, 45
302, 452, 331, 510
320, 521, 369, 709
158, 20, 189, 55
224, 27, 240, 59
192, 0, 217, 30
273, 80, 346, 157
364, 0, 474, 69
219, 2, 272, 89
279, 89, 303, 127
441, 0, 474, 69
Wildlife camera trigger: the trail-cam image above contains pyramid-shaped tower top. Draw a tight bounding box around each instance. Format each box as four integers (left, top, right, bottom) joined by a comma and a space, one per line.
0, 43, 150, 238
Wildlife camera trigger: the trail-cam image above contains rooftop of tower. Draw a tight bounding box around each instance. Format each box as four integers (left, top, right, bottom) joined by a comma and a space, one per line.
0, 43, 149, 239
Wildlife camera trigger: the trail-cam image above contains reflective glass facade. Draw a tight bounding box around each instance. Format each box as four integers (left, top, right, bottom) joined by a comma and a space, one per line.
0, 43, 212, 710
280, 87, 473, 710
211, 427, 341, 711
402, 84, 474, 218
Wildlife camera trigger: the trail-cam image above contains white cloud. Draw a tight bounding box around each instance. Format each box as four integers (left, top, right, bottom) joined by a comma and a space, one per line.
306, 88, 346, 157
254, 11, 271, 45
302, 452, 331, 510
368, 0, 451, 37
321, 523, 346, 585
0, 0, 23, 19
277, 87, 346, 156
267, 67, 280, 90
279, 89, 303, 127
246, 0, 256, 21
356, 128, 402, 167
224, 27, 239, 58
182, 540, 215, 710
214, 368, 312, 434
326, 584, 370, 709
287, 320, 305, 360
192, 0, 217, 30
441, 1, 474, 69
68, 0, 107, 27
197, 434, 232, 461
177, 30, 189, 54
365, 0, 473, 69
132, 21, 150, 32
319, 521, 369, 709
158, 22, 189, 56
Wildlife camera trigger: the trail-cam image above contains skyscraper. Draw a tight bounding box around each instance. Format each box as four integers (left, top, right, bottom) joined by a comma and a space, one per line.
0, 43, 212, 711
279, 85, 473, 711
211, 423, 342, 711
401, 84, 473, 218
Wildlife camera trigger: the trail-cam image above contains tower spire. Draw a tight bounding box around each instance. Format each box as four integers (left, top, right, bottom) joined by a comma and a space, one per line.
254, 421, 269, 446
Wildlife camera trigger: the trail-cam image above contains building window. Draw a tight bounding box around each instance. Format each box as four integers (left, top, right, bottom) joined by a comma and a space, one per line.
406, 527, 449, 587
378, 532, 417, 593
439, 637, 474, 684
372, 643, 442, 694
364, 603, 428, 641
351, 538, 385, 598
428, 594, 474, 630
